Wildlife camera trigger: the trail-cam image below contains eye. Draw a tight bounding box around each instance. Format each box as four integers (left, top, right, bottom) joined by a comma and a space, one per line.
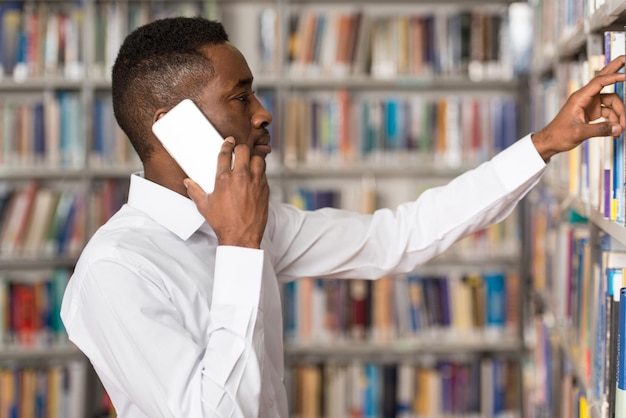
236, 90, 256, 102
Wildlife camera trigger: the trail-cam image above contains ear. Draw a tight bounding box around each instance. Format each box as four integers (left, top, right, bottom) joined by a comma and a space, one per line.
153, 108, 169, 124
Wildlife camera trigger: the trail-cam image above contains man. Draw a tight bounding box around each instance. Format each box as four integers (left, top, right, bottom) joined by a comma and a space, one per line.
61, 16, 625, 418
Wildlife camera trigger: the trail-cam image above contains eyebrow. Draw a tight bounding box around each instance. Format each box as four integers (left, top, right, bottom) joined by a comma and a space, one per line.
232, 77, 253, 90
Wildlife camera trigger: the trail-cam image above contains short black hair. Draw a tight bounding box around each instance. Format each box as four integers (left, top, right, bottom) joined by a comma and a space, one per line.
112, 17, 229, 161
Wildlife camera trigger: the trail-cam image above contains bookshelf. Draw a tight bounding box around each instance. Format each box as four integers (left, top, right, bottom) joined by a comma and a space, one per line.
0, 0, 532, 417
525, 0, 626, 416
219, 0, 534, 417
0, 1, 216, 417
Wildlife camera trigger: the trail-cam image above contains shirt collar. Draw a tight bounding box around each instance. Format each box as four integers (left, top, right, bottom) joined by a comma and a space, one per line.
127, 172, 206, 240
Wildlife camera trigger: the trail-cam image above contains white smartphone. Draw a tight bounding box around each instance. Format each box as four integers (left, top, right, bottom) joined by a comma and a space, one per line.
151, 99, 224, 193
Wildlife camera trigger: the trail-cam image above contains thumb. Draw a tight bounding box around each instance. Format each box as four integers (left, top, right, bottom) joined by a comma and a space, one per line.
581, 121, 623, 139
184, 178, 207, 203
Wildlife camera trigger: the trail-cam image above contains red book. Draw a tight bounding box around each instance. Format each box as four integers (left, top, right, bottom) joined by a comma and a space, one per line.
11, 283, 37, 347
350, 279, 368, 341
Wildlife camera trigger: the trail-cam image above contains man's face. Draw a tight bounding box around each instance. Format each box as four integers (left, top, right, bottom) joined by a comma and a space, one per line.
194, 42, 272, 158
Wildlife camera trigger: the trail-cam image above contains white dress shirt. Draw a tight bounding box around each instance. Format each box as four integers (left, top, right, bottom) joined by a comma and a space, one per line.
60, 134, 546, 418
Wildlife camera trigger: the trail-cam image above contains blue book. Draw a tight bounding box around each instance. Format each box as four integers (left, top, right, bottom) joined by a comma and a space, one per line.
407, 274, 424, 333
439, 361, 453, 413
93, 98, 105, 158
439, 278, 451, 327
493, 359, 505, 413
616, 287, 626, 418
364, 363, 379, 418
311, 14, 326, 67
484, 272, 506, 329
283, 281, 297, 341
384, 99, 399, 151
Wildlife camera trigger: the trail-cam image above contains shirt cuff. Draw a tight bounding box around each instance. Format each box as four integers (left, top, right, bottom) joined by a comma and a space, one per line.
491, 134, 547, 191
212, 246, 264, 308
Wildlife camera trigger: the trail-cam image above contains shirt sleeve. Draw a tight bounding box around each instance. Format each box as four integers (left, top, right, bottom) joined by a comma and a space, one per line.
269, 134, 547, 281
60, 246, 264, 418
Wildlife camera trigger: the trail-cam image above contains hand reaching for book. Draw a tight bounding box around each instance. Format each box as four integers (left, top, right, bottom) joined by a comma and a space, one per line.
531, 54, 626, 162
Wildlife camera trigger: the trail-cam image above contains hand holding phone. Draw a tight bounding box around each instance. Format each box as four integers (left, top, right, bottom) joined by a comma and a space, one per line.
151, 99, 224, 193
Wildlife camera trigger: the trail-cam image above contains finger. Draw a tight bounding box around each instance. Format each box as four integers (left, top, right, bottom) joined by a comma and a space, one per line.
599, 108, 624, 129
579, 120, 622, 139
216, 137, 236, 174
601, 93, 626, 116
596, 54, 625, 76
601, 107, 621, 124
250, 153, 267, 179
231, 143, 251, 173
579, 72, 626, 98
184, 178, 207, 203
601, 93, 626, 127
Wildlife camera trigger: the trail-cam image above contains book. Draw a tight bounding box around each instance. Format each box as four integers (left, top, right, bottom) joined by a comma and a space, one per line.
484, 272, 506, 338
22, 188, 60, 256
44, 190, 77, 256
607, 268, 622, 417
0, 276, 5, 347
11, 281, 37, 347
617, 287, 626, 418
0, 181, 38, 256
396, 363, 414, 418
349, 279, 368, 341
1, 3, 21, 79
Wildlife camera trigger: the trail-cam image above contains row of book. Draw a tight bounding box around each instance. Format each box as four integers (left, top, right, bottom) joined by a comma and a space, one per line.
0, 180, 127, 259
0, 2, 532, 82
0, 182, 83, 259
0, 92, 84, 169
281, 8, 517, 80
91, 95, 140, 168
282, 271, 520, 346
532, 0, 587, 64
282, 91, 519, 169
0, 93, 141, 170
0, 269, 68, 350
1, 87, 521, 172
540, 30, 626, 225
0, 87, 522, 172
525, 319, 599, 418
0, 1, 209, 82
0, 360, 86, 418
527, 190, 626, 416
285, 358, 520, 418
92, 0, 212, 80
0, 2, 83, 81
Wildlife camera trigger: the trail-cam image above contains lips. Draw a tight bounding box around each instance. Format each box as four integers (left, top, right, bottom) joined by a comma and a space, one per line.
254, 143, 272, 155
254, 132, 272, 155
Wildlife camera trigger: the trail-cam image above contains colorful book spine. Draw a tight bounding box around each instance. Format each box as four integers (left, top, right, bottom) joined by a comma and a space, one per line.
617, 287, 626, 418
0, 269, 70, 349
282, 93, 518, 168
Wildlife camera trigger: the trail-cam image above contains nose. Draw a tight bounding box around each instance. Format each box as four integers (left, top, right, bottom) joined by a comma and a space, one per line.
251, 95, 272, 129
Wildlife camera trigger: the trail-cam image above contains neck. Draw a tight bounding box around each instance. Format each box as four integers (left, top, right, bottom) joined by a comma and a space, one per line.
143, 159, 189, 197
